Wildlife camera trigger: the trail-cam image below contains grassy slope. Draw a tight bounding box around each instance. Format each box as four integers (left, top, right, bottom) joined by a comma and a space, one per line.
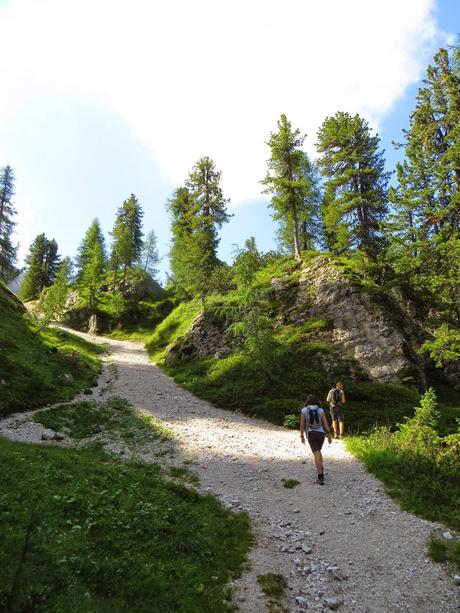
145, 255, 460, 432
0, 406, 252, 611
0, 284, 103, 416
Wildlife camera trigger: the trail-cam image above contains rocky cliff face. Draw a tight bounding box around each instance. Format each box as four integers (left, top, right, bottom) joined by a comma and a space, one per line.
163, 257, 452, 390
287, 257, 426, 388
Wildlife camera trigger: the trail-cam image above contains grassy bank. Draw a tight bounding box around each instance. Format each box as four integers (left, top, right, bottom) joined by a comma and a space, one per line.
347, 390, 460, 569
0, 284, 103, 416
0, 399, 252, 611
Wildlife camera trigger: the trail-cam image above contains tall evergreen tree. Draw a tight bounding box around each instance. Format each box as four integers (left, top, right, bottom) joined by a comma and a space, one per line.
76, 219, 106, 308
110, 194, 144, 292
316, 112, 390, 259
141, 229, 160, 280
388, 43, 460, 333
0, 165, 18, 281
169, 158, 230, 298
274, 153, 323, 253
19, 234, 60, 301
262, 115, 317, 260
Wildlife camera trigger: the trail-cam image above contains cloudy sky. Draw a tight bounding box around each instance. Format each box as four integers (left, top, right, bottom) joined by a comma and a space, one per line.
0, 0, 458, 281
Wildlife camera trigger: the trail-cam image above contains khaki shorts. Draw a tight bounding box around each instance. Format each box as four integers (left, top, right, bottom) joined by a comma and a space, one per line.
330, 405, 345, 422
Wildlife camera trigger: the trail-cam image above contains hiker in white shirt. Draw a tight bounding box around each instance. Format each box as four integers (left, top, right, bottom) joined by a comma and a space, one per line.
300, 394, 332, 485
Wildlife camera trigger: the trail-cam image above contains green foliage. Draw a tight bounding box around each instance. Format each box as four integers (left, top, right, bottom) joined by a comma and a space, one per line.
141, 229, 160, 280
33, 397, 170, 445
0, 436, 252, 612
146, 299, 202, 362
281, 479, 299, 489
76, 218, 107, 309
110, 194, 144, 295
257, 573, 287, 601
19, 234, 60, 301
316, 111, 390, 259
0, 164, 18, 282
428, 536, 460, 571
387, 43, 460, 329
262, 114, 320, 260
347, 390, 460, 531
168, 158, 231, 300
0, 283, 102, 416
35, 258, 71, 330
283, 414, 299, 429
419, 324, 460, 367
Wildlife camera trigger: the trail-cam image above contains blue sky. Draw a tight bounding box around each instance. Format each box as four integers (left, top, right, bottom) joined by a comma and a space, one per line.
0, 0, 458, 283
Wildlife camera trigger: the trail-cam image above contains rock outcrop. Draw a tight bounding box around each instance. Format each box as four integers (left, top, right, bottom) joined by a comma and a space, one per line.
165, 312, 238, 366
290, 257, 426, 387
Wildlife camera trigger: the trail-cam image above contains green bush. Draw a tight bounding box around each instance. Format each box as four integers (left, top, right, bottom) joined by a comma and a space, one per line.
347, 389, 460, 531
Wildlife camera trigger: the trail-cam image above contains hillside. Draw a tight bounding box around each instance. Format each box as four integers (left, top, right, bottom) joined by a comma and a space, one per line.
146, 254, 460, 433
0, 283, 103, 416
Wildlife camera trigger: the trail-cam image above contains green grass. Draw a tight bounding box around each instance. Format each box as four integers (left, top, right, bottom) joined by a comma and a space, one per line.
257, 572, 287, 611
146, 299, 202, 363
281, 479, 300, 489
428, 536, 460, 571
0, 436, 252, 612
32, 397, 171, 447
346, 434, 460, 531
0, 284, 103, 416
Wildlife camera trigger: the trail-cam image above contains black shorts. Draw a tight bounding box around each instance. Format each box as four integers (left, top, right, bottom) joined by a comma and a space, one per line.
330, 405, 345, 422
307, 431, 325, 452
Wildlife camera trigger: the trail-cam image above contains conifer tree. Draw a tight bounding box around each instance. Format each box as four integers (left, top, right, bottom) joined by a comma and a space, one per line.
388, 43, 460, 355
141, 230, 160, 280
110, 194, 144, 292
316, 112, 390, 259
169, 158, 230, 299
0, 165, 18, 281
36, 257, 71, 330
274, 153, 323, 253
262, 115, 318, 260
19, 234, 60, 301
76, 219, 106, 308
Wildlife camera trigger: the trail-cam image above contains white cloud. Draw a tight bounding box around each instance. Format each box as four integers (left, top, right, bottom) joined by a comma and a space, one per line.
0, 0, 445, 203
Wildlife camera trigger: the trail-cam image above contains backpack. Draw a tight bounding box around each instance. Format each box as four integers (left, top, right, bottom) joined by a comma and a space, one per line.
306, 406, 322, 430
332, 388, 341, 404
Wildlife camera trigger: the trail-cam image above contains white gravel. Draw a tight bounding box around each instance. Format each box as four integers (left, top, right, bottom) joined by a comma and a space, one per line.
2, 330, 459, 613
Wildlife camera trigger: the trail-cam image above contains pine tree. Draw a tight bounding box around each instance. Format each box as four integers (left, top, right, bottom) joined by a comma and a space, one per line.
36, 257, 71, 330
168, 187, 198, 296
110, 194, 144, 293
274, 153, 323, 253
0, 165, 18, 281
141, 230, 160, 280
262, 115, 317, 260
19, 234, 60, 301
388, 43, 460, 346
76, 219, 106, 308
169, 158, 231, 299
316, 112, 390, 259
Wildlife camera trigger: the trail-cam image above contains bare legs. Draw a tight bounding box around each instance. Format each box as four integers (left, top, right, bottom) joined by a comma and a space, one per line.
332, 418, 345, 438
313, 450, 323, 475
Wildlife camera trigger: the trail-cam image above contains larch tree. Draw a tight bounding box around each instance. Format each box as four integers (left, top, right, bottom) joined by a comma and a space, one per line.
169, 158, 231, 299
262, 114, 315, 261
141, 229, 160, 280
316, 112, 390, 260
0, 165, 18, 282
76, 218, 107, 308
19, 234, 60, 301
389, 43, 460, 361
110, 194, 144, 293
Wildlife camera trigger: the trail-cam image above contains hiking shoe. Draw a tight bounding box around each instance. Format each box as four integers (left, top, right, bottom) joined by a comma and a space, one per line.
317, 476, 325, 485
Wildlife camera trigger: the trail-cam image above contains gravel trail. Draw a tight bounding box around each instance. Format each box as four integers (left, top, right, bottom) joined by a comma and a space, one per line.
2, 332, 459, 612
